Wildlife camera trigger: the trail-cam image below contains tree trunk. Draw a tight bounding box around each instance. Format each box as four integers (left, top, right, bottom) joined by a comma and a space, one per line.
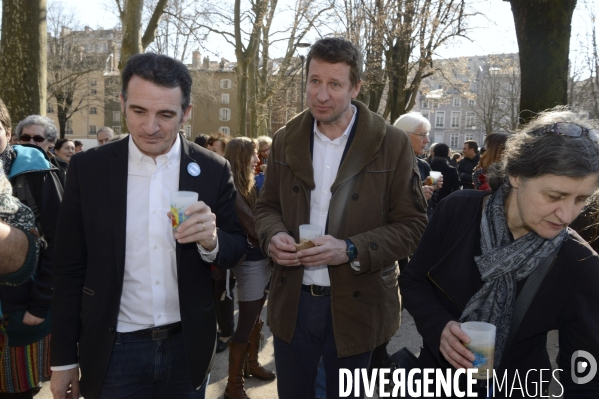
0, 0, 47, 126
509, 0, 577, 123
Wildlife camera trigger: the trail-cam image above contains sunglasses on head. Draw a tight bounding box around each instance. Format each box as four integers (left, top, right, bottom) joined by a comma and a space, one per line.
530, 122, 599, 143
20, 134, 47, 143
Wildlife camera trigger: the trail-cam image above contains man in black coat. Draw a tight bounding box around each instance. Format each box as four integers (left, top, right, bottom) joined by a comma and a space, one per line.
457, 140, 480, 189
50, 53, 246, 399
430, 143, 461, 203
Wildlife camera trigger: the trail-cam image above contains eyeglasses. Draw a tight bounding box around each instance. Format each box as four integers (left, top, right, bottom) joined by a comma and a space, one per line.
408, 131, 429, 138
20, 134, 47, 143
530, 122, 599, 143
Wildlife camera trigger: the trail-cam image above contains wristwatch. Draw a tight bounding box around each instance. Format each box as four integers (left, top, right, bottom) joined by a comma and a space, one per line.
345, 239, 358, 263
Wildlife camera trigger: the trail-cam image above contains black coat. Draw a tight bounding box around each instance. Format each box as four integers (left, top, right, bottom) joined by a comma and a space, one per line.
400, 190, 599, 398
457, 153, 480, 189
430, 157, 461, 203
50, 136, 247, 398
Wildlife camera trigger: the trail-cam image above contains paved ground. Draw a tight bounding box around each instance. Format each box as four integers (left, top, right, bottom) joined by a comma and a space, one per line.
37, 294, 561, 398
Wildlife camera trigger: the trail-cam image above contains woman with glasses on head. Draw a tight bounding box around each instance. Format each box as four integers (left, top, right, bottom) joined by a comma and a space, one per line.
401, 107, 599, 398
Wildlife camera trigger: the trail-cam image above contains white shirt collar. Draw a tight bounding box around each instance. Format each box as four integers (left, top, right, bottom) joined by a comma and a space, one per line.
128, 133, 181, 166
313, 104, 357, 143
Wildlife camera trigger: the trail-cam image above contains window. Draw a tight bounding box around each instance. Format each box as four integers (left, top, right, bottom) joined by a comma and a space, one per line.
90, 89, 97, 96
453, 96, 461, 107
451, 112, 461, 128
220, 79, 231, 89
113, 92, 120, 101
435, 111, 445, 128
219, 108, 231, 121
219, 126, 230, 135
468, 99, 475, 107
183, 125, 192, 138
89, 107, 97, 115
465, 133, 474, 142
47, 103, 54, 113
450, 133, 459, 148
421, 112, 429, 121
113, 111, 121, 122
465, 112, 476, 128
89, 125, 97, 135
90, 79, 97, 86
421, 99, 429, 109
221, 93, 230, 104
66, 120, 73, 135
432, 100, 439, 109
112, 126, 121, 134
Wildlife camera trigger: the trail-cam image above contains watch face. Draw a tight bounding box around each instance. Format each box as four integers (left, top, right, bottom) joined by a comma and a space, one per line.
348, 245, 357, 258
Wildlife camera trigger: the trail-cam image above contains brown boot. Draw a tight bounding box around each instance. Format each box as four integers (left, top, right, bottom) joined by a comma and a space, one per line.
244, 319, 276, 380
224, 341, 251, 399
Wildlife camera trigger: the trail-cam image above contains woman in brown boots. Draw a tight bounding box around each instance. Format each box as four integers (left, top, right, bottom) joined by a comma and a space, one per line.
223, 137, 275, 399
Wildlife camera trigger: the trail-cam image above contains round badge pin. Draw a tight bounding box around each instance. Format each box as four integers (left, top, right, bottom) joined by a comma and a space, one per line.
187, 162, 201, 177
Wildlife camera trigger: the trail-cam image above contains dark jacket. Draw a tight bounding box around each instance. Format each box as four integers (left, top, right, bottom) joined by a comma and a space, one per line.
430, 157, 461, 203
50, 136, 247, 398
0, 145, 63, 318
400, 190, 599, 398
255, 101, 428, 357
457, 153, 480, 189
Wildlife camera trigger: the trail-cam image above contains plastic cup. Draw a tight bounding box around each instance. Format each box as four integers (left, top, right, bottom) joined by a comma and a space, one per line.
170, 191, 198, 231
429, 171, 442, 185
461, 321, 496, 379
299, 224, 322, 243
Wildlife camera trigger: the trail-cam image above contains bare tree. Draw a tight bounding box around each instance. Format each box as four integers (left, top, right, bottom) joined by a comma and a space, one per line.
336, 0, 473, 122
145, 0, 211, 62
114, 0, 169, 70
46, 2, 108, 137
570, 1, 599, 119
199, 0, 334, 136
436, 55, 520, 135
0, 0, 47, 124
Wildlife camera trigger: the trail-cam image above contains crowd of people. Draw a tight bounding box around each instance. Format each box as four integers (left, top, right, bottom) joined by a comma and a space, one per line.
0, 37, 598, 399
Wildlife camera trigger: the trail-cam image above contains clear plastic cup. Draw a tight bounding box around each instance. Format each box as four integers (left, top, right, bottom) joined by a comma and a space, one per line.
299, 224, 322, 243
429, 171, 442, 185
461, 321, 496, 379
170, 191, 199, 231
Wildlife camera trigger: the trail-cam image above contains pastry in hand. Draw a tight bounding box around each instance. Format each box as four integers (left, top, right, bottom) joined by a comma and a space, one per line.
294, 240, 316, 251
424, 176, 434, 186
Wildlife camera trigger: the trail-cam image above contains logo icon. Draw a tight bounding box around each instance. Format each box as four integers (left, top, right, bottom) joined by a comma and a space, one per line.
571, 350, 597, 385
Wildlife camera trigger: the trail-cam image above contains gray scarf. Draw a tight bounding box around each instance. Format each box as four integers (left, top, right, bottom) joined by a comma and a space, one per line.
0, 145, 15, 177
460, 184, 566, 367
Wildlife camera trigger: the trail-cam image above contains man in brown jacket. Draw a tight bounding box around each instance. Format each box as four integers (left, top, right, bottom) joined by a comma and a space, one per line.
254, 37, 428, 399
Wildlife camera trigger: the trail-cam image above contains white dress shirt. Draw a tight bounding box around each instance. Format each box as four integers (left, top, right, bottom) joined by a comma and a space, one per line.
303, 105, 357, 287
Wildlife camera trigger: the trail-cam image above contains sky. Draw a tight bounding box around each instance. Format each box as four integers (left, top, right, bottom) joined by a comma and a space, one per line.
59, 0, 592, 63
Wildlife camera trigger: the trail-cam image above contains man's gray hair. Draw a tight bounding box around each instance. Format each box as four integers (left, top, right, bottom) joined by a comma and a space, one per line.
393, 112, 431, 134
97, 126, 115, 137
15, 115, 58, 142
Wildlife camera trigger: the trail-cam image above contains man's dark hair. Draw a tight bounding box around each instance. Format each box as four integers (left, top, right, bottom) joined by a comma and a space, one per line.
305, 37, 362, 88
194, 134, 209, 148
464, 140, 479, 153
435, 143, 450, 158
121, 53, 192, 113
74, 140, 83, 147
